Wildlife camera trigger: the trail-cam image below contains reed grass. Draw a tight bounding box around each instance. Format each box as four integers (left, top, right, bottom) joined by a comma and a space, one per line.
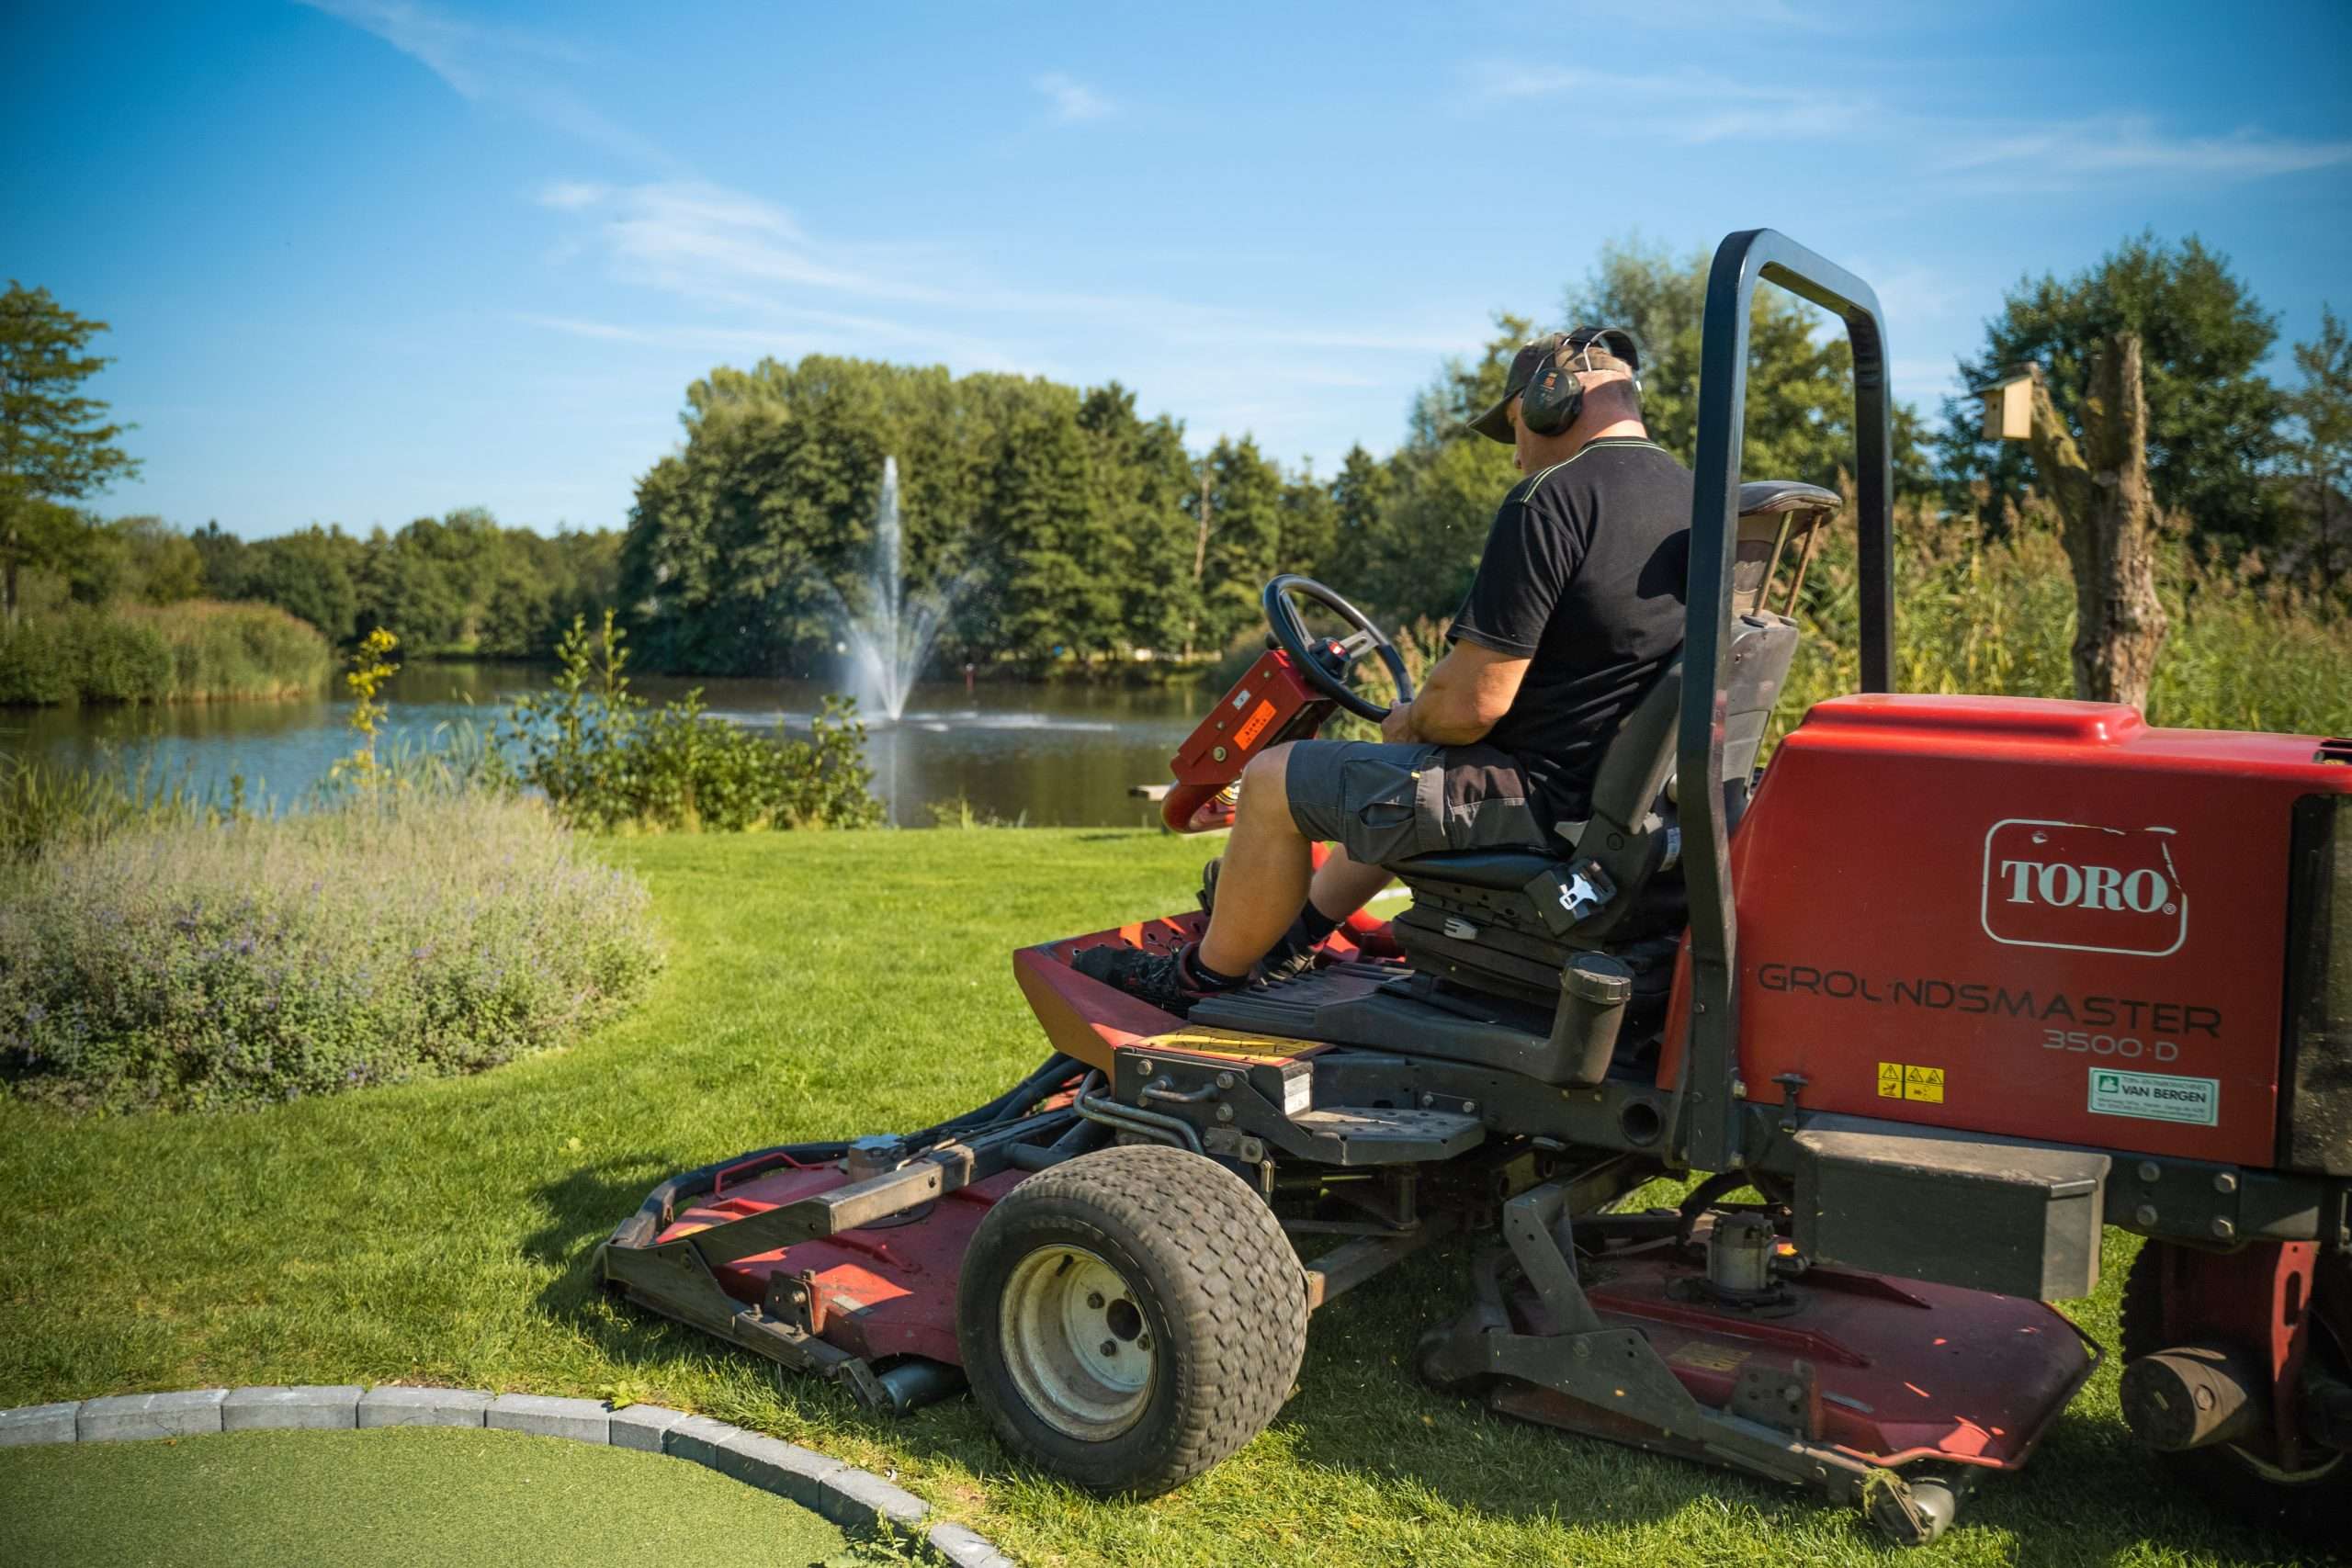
0, 601, 331, 707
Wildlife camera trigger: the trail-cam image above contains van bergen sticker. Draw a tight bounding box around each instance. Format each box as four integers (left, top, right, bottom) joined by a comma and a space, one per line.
2087, 1067, 2219, 1126
1982, 819, 2188, 958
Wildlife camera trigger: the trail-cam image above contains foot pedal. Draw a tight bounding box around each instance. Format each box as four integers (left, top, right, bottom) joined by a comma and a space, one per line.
1290, 1106, 1482, 1166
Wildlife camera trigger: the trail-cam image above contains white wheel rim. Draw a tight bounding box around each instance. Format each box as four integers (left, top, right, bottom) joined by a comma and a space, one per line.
1000, 1245, 1156, 1441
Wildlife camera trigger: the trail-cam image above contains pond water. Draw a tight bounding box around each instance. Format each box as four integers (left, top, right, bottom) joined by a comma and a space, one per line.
0, 662, 1214, 828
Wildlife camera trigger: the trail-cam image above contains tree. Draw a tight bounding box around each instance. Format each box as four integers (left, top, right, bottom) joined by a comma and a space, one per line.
992, 394, 1108, 657
2018, 340, 2170, 706
2287, 306, 2352, 604
99, 515, 204, 604
1078, 382, 1197, 655
1942, 233, 2285, 547
1277, 461, 1339, 579
190, 521, 249, 599
243, 526, 361, 642
1322, 445, 1395, 599
1193, 438, 1286, 651
0, 283, 141, 621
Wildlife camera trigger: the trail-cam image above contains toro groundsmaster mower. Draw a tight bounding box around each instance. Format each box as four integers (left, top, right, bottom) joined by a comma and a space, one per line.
598, 230, 2352, 1546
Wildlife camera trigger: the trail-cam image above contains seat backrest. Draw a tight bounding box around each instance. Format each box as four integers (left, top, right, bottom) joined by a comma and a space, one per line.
1720, 612, 1802, 816
1569, 611, 1798, 936
1582, 656, 1682, 845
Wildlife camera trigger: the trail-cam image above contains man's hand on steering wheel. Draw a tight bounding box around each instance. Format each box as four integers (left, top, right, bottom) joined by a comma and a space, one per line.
1260, 574, 1415, 724
1378, 698, 1416, 744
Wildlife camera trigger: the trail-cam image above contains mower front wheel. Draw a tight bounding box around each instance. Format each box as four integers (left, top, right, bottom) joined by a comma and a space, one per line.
957, 1143, 1308, 1496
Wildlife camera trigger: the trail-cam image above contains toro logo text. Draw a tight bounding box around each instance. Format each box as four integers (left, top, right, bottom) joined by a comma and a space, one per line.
1979, 818, 2188, 958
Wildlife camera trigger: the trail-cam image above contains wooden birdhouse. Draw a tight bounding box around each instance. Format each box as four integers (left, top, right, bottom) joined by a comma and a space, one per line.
1972, 367, 2035, 443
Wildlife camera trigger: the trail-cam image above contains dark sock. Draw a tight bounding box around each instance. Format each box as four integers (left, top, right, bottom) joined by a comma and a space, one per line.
1182, 945, 1250, 990
1294, 901, 1344, 947
1266, 901, 1343, 963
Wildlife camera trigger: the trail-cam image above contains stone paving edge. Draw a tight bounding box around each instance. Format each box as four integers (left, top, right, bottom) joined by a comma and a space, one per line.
0, 1386, 1011, 1564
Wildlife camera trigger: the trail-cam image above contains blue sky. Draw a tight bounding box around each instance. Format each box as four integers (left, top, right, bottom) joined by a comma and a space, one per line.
8, 1, 2349, 537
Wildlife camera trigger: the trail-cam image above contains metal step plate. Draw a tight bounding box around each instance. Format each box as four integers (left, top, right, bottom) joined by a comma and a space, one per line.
1291, 1106, 1484, 1162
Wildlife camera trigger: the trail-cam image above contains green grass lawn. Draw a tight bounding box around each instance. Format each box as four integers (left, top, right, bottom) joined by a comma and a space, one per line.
0, 1425, 852, 1567
0, 829, 2320, 1566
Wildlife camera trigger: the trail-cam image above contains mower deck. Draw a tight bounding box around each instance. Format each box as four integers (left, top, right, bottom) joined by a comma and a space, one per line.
1538, 1233, 2098, 1472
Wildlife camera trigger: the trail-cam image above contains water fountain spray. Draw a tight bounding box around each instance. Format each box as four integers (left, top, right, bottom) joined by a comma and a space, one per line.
839, 457, 956, 723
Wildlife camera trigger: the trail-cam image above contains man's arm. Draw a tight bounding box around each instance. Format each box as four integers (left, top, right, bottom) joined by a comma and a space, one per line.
1381, 639, 1529, 745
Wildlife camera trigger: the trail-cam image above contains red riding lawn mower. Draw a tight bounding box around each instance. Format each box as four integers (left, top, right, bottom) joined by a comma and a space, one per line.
599, 231, 2352, 1547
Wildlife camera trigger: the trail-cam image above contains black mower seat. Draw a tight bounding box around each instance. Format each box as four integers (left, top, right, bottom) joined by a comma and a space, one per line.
1739, 479, 1840, 514
1386, 845, 1561, 892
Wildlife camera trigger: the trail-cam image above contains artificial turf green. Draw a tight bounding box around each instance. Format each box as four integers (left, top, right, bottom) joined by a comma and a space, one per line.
0, 829, 2325, 1566
0, 1425, 851, 1568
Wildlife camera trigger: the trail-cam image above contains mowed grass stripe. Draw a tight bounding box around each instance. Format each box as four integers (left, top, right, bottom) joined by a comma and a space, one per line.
0, 830, 2312, 1566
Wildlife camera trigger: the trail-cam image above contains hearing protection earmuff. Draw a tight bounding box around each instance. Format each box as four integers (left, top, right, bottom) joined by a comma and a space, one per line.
1518, 326, 1644, 437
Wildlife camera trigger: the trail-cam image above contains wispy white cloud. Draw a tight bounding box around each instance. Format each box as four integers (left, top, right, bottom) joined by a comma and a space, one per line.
299, 0, 677, 170
1466, 62, 2351, 193
297, 0, 581, 96
539, 178, 1221, 325
526, 173, 1490, 461
1460, 62, 1864, 143
1932, 115, 2352, 188
1035, 72, 1114, 125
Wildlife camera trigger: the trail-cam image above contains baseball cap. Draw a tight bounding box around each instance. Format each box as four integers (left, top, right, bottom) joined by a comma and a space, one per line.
1464, 327, 1642, 445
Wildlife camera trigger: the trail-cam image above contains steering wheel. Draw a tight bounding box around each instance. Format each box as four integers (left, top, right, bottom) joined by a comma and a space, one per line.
1261, 574, 1415, 723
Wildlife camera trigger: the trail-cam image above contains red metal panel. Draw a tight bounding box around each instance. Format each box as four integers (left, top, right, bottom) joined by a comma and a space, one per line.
1667, 695, 2351, 1166
662, 1166, 1037, 1369
1548, 1251, 2096, 1470
1163, 648, 1326, 832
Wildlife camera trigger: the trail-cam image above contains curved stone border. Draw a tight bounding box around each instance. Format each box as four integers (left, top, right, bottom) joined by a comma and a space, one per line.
0, 1387, 1011, 1567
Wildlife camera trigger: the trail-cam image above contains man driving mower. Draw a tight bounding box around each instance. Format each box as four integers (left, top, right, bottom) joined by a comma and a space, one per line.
1079, 326, 1691, 1015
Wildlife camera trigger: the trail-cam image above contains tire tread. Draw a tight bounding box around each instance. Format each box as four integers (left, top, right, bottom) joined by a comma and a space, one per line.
959, 1144, 1307, 1495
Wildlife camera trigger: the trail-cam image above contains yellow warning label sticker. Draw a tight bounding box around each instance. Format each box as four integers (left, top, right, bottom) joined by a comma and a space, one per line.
1669, 1341, 1750, 1374
1139, 1028, 1317, 1061
1877, 1061, 1946, 1103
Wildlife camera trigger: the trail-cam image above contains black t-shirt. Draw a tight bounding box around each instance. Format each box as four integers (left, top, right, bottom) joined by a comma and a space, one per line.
1446, 436, 1691, 830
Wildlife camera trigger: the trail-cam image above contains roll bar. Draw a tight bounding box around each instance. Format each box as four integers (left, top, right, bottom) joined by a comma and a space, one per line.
1677, 230, 1895, 1171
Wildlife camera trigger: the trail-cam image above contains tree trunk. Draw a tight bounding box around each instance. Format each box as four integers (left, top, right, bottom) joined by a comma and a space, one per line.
1183, 468, 1213, 660
2022, 334, 2170, 708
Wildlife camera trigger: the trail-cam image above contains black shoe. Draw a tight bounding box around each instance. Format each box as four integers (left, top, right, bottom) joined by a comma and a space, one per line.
1072, 942, 1226, 1019
1254, 936, 1323, 987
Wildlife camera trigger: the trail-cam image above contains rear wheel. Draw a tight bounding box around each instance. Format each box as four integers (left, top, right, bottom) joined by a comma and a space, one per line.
2120, 1242, 2349, 1540
957, 1144, 1308, 1495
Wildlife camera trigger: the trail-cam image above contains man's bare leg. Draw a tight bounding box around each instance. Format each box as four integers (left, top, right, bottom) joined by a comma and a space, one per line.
1306, 844, 1393, 926
1197, 747, 1396, 976
1197, 745, 1313, 976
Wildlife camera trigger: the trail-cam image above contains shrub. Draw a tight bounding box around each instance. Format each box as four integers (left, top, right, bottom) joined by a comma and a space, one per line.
1780, 489, 2352, 746
498, 611, 884, 832
0, 793, 661, 1112
0, 601, 330, 706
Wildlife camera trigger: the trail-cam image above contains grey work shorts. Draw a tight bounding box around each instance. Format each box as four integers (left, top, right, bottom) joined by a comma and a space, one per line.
1281, 739, 1554, 865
